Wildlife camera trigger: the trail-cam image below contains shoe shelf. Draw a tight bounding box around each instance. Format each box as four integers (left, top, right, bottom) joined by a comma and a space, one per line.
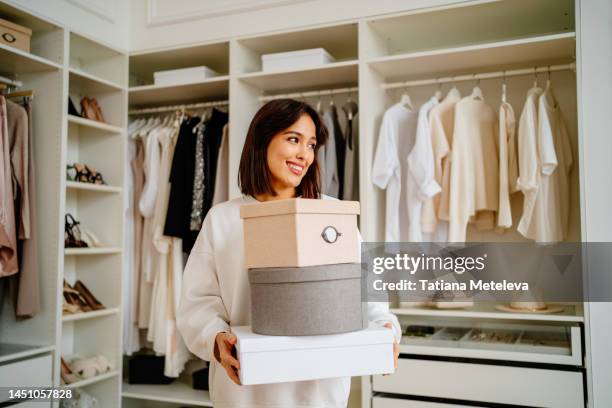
64, 247, 123, 256
70, 31, 127, 88
67, 115, 124, 135
122, 380, 213, 407
66, 181, 122, 194
62, 307, 120, 323
69, 67, 124, 94
390, 303, 584, 323
64, 369, 121, 389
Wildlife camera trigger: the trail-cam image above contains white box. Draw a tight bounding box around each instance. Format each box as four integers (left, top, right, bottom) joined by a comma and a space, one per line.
261, 48, 335, 72
153, 66, 219, 86
234, 324, 394, 385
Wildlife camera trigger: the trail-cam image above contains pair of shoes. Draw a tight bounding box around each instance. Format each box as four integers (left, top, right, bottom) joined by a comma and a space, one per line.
80, 97, 105, 122
63, 279, 105, 314
60, 387, 98, 408
69, 355, 113, 379
65, 213, 88, 248
60, 357, 79, 384
66, 163, 107, 185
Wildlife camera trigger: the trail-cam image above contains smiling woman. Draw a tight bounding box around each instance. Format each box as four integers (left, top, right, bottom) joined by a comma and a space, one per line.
238, 98, 328, 200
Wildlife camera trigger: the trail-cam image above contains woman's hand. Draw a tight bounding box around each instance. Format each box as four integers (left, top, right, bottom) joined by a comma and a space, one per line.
383, 322, 399, 374
214, 332, 241, 385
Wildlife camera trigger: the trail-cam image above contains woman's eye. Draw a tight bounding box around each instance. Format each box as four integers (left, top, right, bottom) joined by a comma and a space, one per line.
308, 143, 317, 150
287, 136, 299, 144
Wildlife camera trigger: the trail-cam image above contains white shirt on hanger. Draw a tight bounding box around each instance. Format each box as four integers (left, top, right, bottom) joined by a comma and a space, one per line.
407, 96, 442, 241
497, 100, 518, 229
372, 103, 418, 242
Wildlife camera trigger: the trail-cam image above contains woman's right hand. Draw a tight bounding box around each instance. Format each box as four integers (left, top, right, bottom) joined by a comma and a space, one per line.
214, 332, 241, 385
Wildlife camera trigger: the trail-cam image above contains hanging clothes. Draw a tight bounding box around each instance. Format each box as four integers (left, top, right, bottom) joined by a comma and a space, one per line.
327, 105, 346, 199
340, 109, 359, 202
319, 108, 339, 198
448, 94, 500, 242
212, 124, 229, 206
497, 100, 518, 229
421, 88, 461, 241
372, 103, 418, 242
0, 97, 17, 277
407, 96, 441, 242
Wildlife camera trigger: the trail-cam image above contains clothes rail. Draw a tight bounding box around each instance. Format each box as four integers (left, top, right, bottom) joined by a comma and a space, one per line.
259, 86, 358, 102
382, 63, 576, 90
0, 75, 23, 88
128, 99, 229, 115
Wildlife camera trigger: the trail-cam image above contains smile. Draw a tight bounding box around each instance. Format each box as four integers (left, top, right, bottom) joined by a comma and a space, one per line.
286, 161, 304, 175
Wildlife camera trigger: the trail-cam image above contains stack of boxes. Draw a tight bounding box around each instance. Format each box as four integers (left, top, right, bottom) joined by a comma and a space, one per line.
237, 198, 394, 385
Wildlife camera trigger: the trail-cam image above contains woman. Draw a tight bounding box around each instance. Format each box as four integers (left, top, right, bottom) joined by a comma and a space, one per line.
177, 99, 400, 408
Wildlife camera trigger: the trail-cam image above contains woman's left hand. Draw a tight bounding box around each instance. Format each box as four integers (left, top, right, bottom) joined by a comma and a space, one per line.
383, 322, 399, 373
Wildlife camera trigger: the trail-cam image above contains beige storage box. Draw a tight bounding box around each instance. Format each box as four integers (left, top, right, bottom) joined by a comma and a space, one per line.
0, 18, 32, 53
240, 198, 360, 269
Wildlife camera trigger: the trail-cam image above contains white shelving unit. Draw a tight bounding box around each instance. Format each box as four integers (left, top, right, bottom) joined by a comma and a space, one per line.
0, 2, 128, 406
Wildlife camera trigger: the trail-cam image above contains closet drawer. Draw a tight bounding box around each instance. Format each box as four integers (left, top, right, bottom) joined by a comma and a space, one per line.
0, 354, 52, 388
373, 396, 475, 408
373, 358, 584, 408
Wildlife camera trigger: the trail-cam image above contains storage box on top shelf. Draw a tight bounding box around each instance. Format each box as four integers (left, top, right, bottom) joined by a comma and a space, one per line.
261, 48, 335, 72
153, 66, 219, 86
234, 324, 394, 385
240, 198, 360, 268
0, 18, 32, 52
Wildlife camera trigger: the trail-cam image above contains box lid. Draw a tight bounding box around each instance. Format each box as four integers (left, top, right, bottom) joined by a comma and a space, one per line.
240, 198, 360, 219
249, 263, 360, 284
234, 324, 393, 353
261, 47, 334, 61
0, 18, 32, 36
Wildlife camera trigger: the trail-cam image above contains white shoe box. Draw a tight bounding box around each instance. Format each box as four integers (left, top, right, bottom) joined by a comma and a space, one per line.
233, 324, 394, 385
153, 66, 219, 86
261, 48, 335, 72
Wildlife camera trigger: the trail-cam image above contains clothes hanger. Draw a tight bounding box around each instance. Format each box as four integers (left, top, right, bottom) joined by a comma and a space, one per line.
434, 78, 443, 101
470, 74, 484, 100
400, 83, 414, 111
545, 65, 552, 91
532, 66, 540, 89
342, 90, 358, 121
315, 92, 323, 114
502, 71, 507, 104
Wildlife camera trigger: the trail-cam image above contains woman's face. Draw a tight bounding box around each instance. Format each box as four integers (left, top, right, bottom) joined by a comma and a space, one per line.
266, 113, 317, 193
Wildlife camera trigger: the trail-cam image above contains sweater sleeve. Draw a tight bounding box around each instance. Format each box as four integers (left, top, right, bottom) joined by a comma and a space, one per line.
176, 213, 230, 362
407, 102, 442, 200
372, 112, 398, 189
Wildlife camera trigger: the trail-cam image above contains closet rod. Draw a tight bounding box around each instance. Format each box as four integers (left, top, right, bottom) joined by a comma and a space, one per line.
259, 86, 358, 102
382, 63, 576, 90
0, 75, 22, 88
128, 99, 229, 115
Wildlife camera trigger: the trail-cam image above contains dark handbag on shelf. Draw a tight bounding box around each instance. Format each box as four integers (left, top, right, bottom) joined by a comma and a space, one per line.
128, 355, 175, 385
192, 366, 209, 390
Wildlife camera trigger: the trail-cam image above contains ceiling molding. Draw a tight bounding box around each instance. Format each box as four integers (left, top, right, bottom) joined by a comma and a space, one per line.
146, 0, 314, 27
66, 0, 116, 23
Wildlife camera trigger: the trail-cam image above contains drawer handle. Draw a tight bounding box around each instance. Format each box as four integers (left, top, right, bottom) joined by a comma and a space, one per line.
321, 226, 341, 244
2, 33, 16, 43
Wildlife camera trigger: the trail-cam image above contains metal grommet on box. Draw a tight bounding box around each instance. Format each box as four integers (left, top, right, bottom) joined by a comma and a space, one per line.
321, 225, 341, 243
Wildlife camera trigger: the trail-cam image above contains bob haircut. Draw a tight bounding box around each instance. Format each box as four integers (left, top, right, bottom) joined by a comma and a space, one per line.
238, 99, 328, 199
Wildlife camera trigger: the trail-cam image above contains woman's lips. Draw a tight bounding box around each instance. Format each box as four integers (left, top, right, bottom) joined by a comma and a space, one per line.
286, 161, 304, 175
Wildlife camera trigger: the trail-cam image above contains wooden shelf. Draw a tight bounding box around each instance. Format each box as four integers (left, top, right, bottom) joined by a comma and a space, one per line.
65, 369, 120, 389
0, 43, 62, 76
237, 60, 358, 93
68, 115, 123, 134
122, 381, 213, 407
62, 307, 119, 323
368, 33, 576, 82
129, 76, 229, 108
0, 344, 55, 364
66, 181, 122, 193
64, 247, 122, 256
69, 67, 124, 94
391, 303, 583, 323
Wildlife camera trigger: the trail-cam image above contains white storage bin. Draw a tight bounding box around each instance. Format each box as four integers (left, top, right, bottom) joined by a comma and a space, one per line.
240, 198, 360, 268
261, 48, 335, 72
373, 358, 584, 408
153, 66, 219, 86
234, 324, 394, 385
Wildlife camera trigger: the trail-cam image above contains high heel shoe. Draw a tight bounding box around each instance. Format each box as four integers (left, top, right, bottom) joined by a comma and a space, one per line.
84, 165, 107, 185
80, 97, 97, 121
63, 280, 92, 313
90, 98, 105, 123
73, 280, 105, 311
65, 213, 88, 248
61, 357, 79, 385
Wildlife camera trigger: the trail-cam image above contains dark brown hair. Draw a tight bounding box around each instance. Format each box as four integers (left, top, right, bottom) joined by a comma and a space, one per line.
238, 99, 328, 199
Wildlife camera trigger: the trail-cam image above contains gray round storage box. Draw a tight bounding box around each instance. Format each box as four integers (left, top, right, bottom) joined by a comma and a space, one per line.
249, 263, 366, 336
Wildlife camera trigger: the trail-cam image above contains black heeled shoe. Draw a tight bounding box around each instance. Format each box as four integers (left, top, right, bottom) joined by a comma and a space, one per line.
65, 213, 88, 248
